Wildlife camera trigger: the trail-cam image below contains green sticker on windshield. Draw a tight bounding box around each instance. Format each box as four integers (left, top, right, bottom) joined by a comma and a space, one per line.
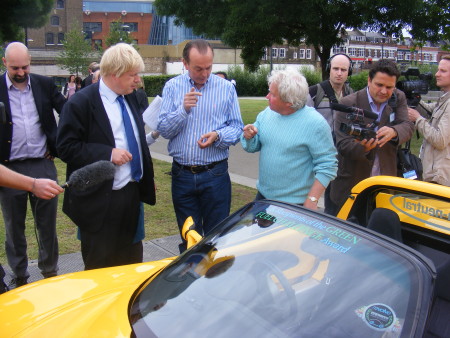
355, 303, 402, 333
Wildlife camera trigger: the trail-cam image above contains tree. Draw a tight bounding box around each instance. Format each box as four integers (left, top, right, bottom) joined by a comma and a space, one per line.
408, 0, 449, 50
56, 28, 94, 77
154, 0, 445, 75
104, 18, 134, 47
0, 0, 53, 43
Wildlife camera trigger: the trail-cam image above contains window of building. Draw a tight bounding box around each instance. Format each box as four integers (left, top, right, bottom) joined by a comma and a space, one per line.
262, 48, 268, 60
83, 22, 102, 32
405, 53, 411, 61
56, 0, 64, 9
299, 49, 305, 59
355, 36, 365, 42
383, 50, 388, 58
336, 46, 347, 54
271, 48, 278, 58
357, 48, 365, 57
279, 48, 286, 58
389, 50, 395, 58
51, 16, 60, 26
124, 22, 138, 32
397, 52, 404, 60
58, 33, 64, 44
348, 48, 356, 56
46, 33, 54, 45
306, 49, 311, 59
293, 52, 298, 59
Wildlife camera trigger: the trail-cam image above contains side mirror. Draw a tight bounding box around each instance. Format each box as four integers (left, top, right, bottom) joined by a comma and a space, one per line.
181, 216, 202, 249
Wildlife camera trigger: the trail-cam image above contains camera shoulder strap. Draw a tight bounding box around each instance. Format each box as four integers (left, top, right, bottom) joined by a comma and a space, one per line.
310, 80, 338, 108
320, 80, 339, 104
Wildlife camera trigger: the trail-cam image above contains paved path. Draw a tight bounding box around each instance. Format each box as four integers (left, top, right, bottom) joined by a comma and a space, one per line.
150, 137, 260, 189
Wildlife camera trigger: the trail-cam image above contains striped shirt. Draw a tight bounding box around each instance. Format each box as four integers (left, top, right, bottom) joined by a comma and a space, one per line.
158, 73, 243, 165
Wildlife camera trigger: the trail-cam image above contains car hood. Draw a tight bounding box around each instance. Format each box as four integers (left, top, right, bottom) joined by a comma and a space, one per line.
0, 260, 171, 337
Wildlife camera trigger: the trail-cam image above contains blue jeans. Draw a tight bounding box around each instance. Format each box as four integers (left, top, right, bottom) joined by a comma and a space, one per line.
171, 160, 231, 236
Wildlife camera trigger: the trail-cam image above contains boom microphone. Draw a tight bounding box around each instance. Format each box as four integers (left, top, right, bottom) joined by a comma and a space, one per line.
331, 103, 379, 120
61, 160, 116, 191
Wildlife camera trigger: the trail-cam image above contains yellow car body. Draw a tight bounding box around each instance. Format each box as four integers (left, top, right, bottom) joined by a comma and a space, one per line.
1, 176, 448, 337
337, 176, 450, 236
0, 261, 170, 337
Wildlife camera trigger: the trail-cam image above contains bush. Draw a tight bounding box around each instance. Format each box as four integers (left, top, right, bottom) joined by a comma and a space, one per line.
348, 71, 369, 91
299, 66, 322, 87
228, 66, 271, 96
142, 75, 176, 97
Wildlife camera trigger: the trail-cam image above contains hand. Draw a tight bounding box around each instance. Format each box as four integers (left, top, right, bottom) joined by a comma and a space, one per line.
197, 131, 219, 149
357, 137, 378, 152
408, 107, 420, 122
184, 87, 202, 112
111, 148, 132, 166
303, 199, 319, 211
44, 151, 55, 161
32, 179, 64, 200
243, 124, 258, 139
376, 126, 397, 148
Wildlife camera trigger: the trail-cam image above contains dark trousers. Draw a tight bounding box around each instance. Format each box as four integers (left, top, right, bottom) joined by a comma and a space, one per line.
0, 158, 59, 278
171, 160, 231, 236
79, 182, 142, 270
324, 185, 339, 216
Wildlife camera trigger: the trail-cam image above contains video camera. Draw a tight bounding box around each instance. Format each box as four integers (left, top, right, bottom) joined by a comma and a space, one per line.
396, 68, 433, 107
331, 103, 378, 141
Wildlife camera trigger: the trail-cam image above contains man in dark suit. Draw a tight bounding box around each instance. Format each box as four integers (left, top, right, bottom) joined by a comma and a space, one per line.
0, 42, 66, 288
81, 61, 99, 88
57, 43, 156, 270
330, 59, 414, 211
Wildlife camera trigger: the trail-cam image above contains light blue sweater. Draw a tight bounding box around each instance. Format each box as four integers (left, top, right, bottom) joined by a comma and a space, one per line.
241, 105, 337, 204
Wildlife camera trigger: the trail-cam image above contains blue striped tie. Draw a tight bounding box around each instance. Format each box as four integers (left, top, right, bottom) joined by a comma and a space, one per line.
117, 95, 142, 181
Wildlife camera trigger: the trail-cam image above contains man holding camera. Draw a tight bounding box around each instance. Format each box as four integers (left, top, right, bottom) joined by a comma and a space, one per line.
330, 59, 414, 212
408, 55, 450, 186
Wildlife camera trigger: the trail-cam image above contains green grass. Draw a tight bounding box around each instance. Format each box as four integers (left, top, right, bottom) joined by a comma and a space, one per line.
239, 98, 268, 125
0, 158, 257, 264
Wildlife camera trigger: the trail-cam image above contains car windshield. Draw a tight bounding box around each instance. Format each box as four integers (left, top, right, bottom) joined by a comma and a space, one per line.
130, 201, 432, 337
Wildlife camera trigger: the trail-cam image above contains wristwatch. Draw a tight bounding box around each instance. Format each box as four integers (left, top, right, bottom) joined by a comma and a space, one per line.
307, 196, 319, 204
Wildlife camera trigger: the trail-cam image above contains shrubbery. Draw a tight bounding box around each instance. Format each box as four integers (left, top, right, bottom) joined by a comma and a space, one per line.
142, 75, 175, 97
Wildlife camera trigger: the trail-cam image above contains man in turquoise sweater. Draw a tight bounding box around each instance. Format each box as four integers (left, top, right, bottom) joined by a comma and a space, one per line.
241, 69, 337, 210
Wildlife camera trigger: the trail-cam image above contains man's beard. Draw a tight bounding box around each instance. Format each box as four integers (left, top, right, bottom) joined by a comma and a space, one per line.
12, 74, 28, 83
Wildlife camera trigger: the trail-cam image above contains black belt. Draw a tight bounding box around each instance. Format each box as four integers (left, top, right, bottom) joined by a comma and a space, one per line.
173, 159, 227, 174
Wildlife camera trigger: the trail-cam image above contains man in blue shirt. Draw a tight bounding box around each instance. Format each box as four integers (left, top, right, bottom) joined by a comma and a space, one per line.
158, 39, 243, 241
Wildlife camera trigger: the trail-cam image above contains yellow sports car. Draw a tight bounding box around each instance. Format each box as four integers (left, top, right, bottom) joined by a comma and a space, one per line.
0, 176, 449, 337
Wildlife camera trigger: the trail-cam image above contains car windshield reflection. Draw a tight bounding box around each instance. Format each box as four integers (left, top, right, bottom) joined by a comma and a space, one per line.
130, 201, 429, 337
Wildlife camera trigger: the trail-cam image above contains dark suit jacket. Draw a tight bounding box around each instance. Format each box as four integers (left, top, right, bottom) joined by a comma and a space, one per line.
56, 83, 156, 231
81, 74, 93, 88
330, 88, 414, 209
0, 73, 66, 163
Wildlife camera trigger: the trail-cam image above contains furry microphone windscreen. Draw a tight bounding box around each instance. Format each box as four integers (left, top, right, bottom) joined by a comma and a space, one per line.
62, 160, 116, 191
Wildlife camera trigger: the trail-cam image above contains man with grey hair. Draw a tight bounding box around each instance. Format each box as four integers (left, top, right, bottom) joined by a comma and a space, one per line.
57, 43, 156, 270
241, 69, 337, 209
